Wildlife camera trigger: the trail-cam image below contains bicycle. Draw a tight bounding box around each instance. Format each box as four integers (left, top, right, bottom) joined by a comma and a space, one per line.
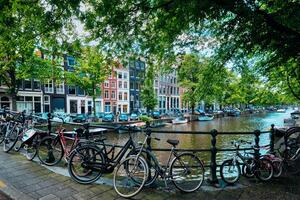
67, 126, 148, 198
220, 140, 274, 184
127, 128, 205, 193
2, 111, 26, 153
37, 118, 90, 166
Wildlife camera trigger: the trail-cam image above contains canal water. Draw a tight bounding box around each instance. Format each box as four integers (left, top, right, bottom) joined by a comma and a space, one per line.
105, 110, 293, 167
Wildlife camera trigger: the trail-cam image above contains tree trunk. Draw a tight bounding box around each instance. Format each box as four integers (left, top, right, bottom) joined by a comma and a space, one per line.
11, 92, 17, 111
92, 95, 96, 115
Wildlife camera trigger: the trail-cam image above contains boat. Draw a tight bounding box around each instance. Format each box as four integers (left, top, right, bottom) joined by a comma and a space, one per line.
277, 109, 286, 113
116, 122, 146, 133
172, 117, 188, 124
198, 114, 214, 121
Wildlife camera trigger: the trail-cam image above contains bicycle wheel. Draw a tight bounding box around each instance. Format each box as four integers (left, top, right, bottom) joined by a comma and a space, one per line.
220, 159, 240, 184
285, 127, 300, 159
25, 134, 39, 161
68, 145, 103, 184
3, 127, 19, 153
170, 153, 204, 192
272, 160, 283, 178
285, 158, 300, 175
242, 158, 255, 178
127, 149, 159, 186
0, 124, 6, 144
37, 136, 63, 166
113, 156, 148, 198
255, 158, 273, 181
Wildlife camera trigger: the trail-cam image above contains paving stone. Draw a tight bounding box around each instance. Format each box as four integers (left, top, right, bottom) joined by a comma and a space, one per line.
39, 194, 60, 200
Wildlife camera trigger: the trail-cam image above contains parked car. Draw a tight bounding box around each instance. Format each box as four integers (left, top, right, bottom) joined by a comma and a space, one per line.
151, 111, 161, 119
102, 113, 114, 122
72, 114, 88, 123
119, 113, 128, 122
95, 112, 105, 118
130, 113, 139, 121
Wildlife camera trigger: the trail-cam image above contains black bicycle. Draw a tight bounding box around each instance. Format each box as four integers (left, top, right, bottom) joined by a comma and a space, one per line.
67, 126, 149, 198
220, 140, 274, 184
127, 128, 205, 193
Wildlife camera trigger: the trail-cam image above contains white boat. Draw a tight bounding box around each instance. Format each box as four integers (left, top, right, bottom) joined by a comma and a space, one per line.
277, 109, 286, 113
198, 114, 214, 121
172, 117, 188, 124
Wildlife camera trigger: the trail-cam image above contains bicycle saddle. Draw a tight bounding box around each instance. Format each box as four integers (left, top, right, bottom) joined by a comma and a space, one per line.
167, 139, 179, 146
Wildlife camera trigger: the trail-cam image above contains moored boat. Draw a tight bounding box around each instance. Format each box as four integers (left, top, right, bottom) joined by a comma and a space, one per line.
277, 109, 286, 113
172, 117, 188, 124
198, 114, 214, 121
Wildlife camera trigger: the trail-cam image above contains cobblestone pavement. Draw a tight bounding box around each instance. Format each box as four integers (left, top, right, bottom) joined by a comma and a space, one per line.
0, 150, 299, 200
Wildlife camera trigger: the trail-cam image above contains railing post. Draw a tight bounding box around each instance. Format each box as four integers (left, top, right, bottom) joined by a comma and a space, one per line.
145, 121, 152, 181
270, 124, 275, 153
47, 113, 52, 134
210, 129, 218, 184
145, 121, 152, 151
254, 130, 261, 159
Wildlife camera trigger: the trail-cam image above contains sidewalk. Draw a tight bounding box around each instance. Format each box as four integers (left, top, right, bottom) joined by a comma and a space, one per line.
0, 150, 299, 200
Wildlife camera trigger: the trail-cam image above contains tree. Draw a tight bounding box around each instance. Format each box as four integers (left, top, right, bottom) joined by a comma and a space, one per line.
70, 0, 299, 100
66, 47, 110, 114
0, 0, 76, 110
141, 64, 157, 112
178, 54, 201, 113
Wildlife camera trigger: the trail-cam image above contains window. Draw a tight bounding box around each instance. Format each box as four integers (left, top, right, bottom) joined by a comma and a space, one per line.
124, 81, 128, 89
68, 86, 76, 95
56, 82, 64, 94
105, 102, 111, 112
70, 100, 77, 113
44, 96, 50, 112
67, 57, 75, 66
118, 73, 122, 79
104, 90, 109, 99
111, 91, 116, 99
111, 81, 116, 88
118, 81, 122, 89
130, 82, 134, 90
123, 105, 128, 113
33, 80, 41, 90
118, 92, 122, 100
124, 92, 128, 101
77, 87, 85, 96
44, 80, 53, 93
80, 100, 85, 114
104, 81, 109, 88
123, 72, 128, 79
24, 80, 32, 90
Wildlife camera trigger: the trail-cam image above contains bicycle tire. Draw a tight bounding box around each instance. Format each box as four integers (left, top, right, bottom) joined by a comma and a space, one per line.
3, 127, 19, 153
220, 159, 240, 184
272, 160, 283, 178
285, 127, 300, 159
68, 145, 103, 184
37, 136, 63, 166
0, 124, 6, 144
242, 158, 255, 178
255, 158, 273, 181
127, 148, 159, 186
25, 134, 39, 161
170, 153, 204, 192
113, 156, 148, 198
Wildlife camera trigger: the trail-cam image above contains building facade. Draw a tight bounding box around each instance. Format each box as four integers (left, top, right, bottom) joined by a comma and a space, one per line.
101, 67, 118, 114
129, 60, 146, 113
155, 69, 181, 114
115, 66, 130, 114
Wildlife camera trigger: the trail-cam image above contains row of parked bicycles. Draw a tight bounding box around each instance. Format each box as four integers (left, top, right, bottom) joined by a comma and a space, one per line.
0, 109, 300, 198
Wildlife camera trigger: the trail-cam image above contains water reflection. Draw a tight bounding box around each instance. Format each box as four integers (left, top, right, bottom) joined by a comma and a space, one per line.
104, 110, 292, 166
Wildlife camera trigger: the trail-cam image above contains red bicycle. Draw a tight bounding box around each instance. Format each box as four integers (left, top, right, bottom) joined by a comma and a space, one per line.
37, 122, 88, 166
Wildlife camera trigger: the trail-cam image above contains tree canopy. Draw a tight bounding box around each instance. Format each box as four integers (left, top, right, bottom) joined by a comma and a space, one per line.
73, 0, 299, 99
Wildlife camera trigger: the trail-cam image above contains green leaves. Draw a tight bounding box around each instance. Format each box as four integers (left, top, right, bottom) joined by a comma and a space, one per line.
141, 64, 157, 111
